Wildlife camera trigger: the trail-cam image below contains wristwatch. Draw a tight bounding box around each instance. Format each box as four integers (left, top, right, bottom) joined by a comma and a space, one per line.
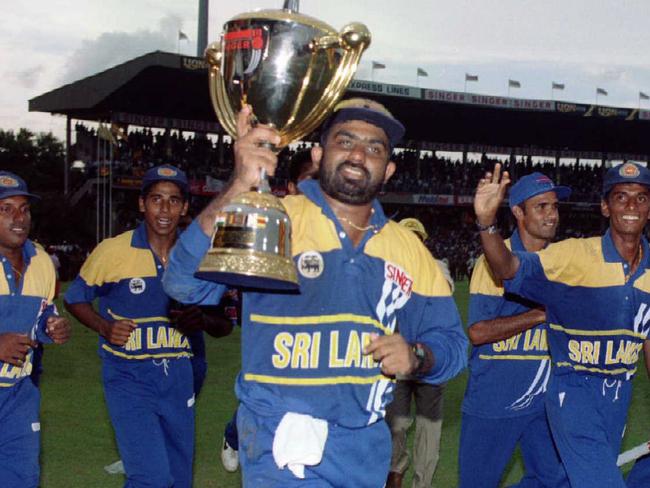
411, 342, 426, 372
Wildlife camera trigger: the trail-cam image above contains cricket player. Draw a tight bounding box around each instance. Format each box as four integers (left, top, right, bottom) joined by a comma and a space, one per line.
65, 165, 221, 488
459, 172, 570, 488
163, 99, 468, 487
0, 171, 70, 488
474, 162, 650, 488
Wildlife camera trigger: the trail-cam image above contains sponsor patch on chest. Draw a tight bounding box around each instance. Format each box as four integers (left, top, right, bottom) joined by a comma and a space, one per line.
128, 277, 146, 295
297, 251, 324, 279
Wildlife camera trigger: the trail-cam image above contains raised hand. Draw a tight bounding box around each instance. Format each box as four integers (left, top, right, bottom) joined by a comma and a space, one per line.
474, 163, 511, 225
232, 105, 281, 190
197, 106, 284, 236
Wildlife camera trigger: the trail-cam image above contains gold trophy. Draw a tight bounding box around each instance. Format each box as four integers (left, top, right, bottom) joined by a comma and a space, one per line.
196, 0, 370, 289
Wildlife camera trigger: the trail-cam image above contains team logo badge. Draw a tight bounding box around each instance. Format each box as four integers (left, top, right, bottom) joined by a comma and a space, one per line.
129, 278, 146, 294
0, 176, 19, 188
619, 162, 640, 178
157, 167, 177, 177
297, 251, 324, 279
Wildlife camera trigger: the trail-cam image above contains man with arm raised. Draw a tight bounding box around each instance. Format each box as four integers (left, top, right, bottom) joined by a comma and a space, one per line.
459, 172, 571, 488
474, 162, 650, 488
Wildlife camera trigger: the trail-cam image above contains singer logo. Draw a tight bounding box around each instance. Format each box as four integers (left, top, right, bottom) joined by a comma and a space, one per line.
385, 263, 413, 296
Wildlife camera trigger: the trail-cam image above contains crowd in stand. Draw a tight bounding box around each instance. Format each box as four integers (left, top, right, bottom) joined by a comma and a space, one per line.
74, 124, 606, 198
68, 124, 612, 284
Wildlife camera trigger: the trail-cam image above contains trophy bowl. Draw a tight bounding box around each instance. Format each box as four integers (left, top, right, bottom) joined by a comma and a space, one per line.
197, 2, 370, 290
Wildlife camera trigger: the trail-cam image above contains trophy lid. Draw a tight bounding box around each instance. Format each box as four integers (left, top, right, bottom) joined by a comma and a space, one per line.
228, 9, 337, 35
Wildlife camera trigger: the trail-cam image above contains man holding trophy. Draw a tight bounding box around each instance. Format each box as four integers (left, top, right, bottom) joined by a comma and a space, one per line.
163, 3, 467, 485
163, 98, 467, 486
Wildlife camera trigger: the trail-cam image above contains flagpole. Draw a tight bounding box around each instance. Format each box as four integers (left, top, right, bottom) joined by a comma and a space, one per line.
464, 79, 467, 93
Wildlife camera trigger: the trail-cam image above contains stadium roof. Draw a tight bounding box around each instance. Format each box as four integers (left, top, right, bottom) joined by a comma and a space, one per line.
30, 50, 650, 159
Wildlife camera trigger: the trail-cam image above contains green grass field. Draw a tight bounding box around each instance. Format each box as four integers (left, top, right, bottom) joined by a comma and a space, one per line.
38, 281, 650, 487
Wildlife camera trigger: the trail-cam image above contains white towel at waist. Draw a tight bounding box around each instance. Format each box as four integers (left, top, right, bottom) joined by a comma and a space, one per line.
272, 412, 329, 479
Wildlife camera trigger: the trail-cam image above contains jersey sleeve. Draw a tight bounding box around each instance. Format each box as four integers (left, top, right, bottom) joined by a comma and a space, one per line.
162, 219, 226, 306
468, 254, 505, 327
35, 303, 58, 344
398, 254, 468, 385
35, 250, 58, 344
63, 240, 112, 304
504, 239, 578, 306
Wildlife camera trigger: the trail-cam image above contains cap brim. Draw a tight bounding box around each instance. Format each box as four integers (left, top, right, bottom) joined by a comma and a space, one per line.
603, 180, 650, 196
554, 186, 571, 201
325, 107, 405, 147
510, 186, 572, 208
0, 190, 41, 201
141, 180, 189, 196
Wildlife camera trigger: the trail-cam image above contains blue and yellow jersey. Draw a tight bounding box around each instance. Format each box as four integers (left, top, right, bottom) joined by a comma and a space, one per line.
65, 224, 192, 361
463, 230, 550, 418
0, 241, 57, 387
505, 229, 650, 381
164, 179, 467, 428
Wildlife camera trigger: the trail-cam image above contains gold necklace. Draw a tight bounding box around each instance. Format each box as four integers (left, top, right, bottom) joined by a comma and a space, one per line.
337, 209, 376, 232
11, 264, 23, 283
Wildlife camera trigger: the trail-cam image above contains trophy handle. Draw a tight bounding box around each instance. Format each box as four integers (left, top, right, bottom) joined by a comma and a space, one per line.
282, 22, 371, 144
206, 40, 238, 141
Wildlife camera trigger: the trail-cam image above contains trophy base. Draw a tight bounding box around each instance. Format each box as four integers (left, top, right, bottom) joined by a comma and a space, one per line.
196, 248, 299, 291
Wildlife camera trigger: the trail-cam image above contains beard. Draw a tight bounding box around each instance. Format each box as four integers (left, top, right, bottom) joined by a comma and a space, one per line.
319, 160, 384, 205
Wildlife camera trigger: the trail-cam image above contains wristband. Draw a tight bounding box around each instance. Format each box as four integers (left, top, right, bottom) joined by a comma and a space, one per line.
476, 221, 498, 234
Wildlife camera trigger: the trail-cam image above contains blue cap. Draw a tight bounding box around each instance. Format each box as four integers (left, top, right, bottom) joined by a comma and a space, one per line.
508, 172, 571, 209
0, 171, 40, 201
141, 165, 189, 196
602, 162, 650, 196
320, 98, 405, 150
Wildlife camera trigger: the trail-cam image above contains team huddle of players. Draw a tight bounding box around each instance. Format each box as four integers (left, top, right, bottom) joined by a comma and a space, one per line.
1, 98, 649, 488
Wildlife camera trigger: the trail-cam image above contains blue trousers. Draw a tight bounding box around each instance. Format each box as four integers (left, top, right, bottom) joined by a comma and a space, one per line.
237, 402, 391, 487
459, 409, 568, 488
103, 357, 195, 488
546, 373, 631, 488
225, 410, 239, 450
0, 379, 40, 488
627, 454, 650, 488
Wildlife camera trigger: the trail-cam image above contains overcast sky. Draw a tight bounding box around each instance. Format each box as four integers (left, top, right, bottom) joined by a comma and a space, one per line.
3, 0, 650, 139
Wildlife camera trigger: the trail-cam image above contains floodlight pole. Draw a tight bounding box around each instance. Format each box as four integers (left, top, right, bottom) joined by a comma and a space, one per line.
197, 0, 209, 56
